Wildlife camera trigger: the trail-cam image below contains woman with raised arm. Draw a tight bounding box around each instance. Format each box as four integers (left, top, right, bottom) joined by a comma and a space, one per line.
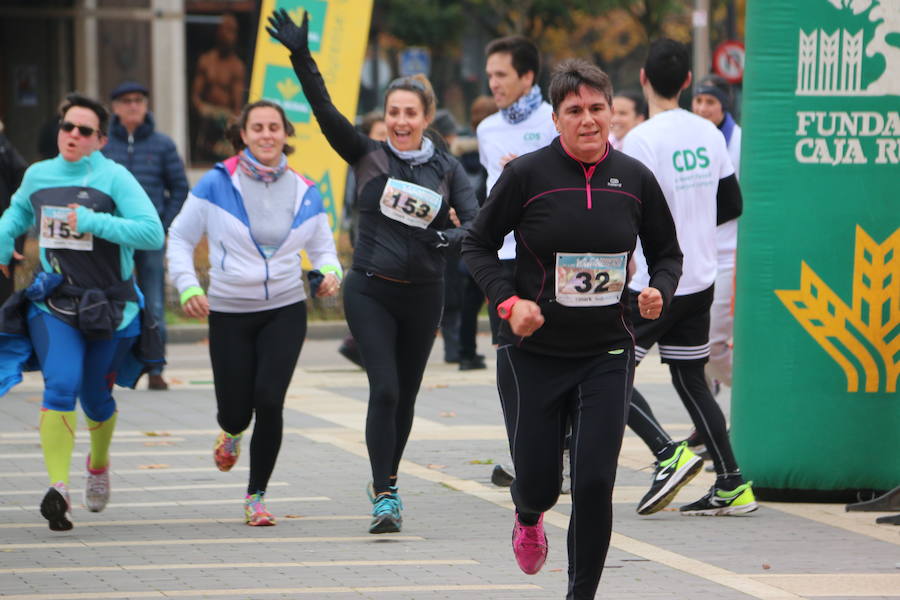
267, 9, 477, 534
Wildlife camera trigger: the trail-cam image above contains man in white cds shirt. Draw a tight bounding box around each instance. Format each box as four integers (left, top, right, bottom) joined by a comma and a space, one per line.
476, 35, 558, 342
622, 38, 757, 517
476, 35, 557, 489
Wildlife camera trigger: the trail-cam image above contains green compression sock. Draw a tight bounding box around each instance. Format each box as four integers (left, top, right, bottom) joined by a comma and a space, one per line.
86, 411, 117, 470
39, 409, 77, 485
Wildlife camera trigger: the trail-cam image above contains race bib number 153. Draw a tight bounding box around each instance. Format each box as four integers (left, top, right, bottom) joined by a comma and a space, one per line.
379, 178, 442, 229
39, 206, 93, 250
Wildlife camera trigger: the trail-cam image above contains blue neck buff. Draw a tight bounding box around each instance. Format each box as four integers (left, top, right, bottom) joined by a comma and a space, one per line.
501, 85, 543, 125
719, 112, 737, 146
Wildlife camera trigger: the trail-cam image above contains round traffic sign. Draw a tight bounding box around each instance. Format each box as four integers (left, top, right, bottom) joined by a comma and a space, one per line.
713, 40, 745, 84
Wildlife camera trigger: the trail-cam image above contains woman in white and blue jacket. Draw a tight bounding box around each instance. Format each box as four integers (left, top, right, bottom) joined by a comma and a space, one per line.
166, 100, 341, 526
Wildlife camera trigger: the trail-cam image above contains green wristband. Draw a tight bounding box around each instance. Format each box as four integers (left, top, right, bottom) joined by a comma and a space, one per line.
319, 264, 343, 281
180, 286, 205, 305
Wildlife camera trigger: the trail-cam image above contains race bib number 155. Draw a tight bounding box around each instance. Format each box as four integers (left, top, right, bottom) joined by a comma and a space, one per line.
39, 206, 93, 250
379, 178, 442, 229
555, 252, 627, 307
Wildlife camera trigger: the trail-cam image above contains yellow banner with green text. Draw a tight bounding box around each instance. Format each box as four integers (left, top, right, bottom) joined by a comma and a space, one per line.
249, 0, 373, 240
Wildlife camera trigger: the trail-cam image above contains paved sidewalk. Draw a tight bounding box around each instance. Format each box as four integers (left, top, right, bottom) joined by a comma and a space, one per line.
0, 336, 897, 599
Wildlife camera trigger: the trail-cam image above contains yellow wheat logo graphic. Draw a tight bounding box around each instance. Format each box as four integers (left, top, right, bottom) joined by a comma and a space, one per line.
776, 226, 900, 393
276, 78, 301, 100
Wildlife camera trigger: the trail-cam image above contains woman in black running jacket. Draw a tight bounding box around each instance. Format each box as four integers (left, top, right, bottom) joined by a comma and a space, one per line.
463, 59, 682, 599
268, 9, 477, 535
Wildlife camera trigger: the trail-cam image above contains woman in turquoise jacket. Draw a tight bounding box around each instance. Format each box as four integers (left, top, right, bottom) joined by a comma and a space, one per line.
0, 93, 164, 532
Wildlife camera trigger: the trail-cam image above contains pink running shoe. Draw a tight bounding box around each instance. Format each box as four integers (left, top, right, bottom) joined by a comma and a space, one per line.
244, 493, 276, 526
213, 431, 242, 472
511, 512, 547, 574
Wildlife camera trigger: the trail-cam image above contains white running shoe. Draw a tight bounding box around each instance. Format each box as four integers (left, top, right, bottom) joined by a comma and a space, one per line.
84, 454, 110, 512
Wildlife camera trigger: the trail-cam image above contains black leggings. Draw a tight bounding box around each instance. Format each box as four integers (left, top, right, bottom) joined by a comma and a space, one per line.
628, 362, 740, 476
343, 270, 443, 494
208, 301, 307, 495
497, 345, 633, 600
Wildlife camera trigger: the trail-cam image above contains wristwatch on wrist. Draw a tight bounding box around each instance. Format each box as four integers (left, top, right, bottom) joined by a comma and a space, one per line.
497, 295, 521, 320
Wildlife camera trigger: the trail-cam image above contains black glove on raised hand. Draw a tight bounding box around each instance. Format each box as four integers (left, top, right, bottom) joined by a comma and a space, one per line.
410, 227, 450, 249
266, 8, 309, 54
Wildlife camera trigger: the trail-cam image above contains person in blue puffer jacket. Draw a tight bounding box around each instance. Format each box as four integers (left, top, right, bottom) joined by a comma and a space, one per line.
102, 81, 189, 391
0, 92, 164, 532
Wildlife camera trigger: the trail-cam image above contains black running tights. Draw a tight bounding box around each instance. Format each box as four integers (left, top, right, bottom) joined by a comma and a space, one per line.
497, 345, 633, 600
208, 301, 307, 495
343, 270, 443, 494
627, 362, 739, 476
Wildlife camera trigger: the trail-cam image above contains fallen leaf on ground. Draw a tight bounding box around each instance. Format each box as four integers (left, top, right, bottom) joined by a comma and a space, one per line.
467, 459, 494, 465
439, 411, 456, 418
427, 464, 446, 470
141, 431, 171, 437
283, 514, 303, 519
138, 464, 170, 469
762, 563, 771, 570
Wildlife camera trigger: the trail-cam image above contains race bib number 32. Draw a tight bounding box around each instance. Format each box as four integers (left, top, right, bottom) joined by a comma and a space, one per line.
40, 206, 93, 250
555, 252, 627, 307
379, 178, 442, 229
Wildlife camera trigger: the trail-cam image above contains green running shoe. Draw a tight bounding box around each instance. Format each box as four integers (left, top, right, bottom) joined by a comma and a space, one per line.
680, 481, 759, 516
636, 441, 703, 515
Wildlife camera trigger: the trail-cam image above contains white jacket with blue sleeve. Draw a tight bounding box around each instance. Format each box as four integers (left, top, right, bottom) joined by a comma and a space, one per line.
166, 155, 341, 313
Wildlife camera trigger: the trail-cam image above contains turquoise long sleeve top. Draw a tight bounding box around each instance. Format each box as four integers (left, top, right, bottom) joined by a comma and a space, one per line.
0, 151, 164, 329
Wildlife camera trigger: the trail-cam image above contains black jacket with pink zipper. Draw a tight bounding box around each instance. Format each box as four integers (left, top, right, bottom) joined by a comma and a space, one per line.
461, 137, 683, 357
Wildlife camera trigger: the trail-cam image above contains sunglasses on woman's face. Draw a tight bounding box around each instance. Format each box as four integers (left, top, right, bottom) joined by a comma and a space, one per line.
59, 121, 97, 137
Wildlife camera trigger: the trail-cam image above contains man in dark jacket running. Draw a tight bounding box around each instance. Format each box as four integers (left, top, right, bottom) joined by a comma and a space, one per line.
103, 81, 189, 390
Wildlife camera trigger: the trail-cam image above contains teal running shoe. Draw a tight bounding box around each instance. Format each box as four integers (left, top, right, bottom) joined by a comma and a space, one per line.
369, 492, 402, 534
366, 481, 403, 509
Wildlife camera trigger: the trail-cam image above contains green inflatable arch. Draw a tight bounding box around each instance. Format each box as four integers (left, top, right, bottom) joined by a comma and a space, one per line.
734, 0, 899, 500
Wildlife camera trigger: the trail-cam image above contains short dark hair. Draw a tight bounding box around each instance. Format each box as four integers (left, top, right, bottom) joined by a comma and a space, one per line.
58, 92, 109, 136
227, 99, 296, 155
486, 36, 541, 81
384, 74, 437, 121
548, 58, 613, 113
614, 90, 648, 119
644, 38, 690, 99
